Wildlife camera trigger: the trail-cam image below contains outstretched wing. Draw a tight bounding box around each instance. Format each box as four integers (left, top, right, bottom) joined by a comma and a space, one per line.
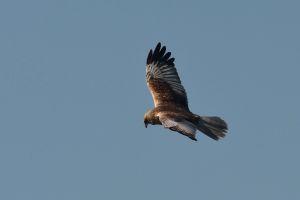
146, 42, 189, 109
158, 113, 197, 141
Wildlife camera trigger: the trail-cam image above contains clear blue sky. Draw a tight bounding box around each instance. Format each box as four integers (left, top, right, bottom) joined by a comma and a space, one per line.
1, 0, 299, 199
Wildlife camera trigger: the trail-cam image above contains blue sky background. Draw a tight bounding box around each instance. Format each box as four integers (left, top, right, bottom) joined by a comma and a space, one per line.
1, 0, 299, 199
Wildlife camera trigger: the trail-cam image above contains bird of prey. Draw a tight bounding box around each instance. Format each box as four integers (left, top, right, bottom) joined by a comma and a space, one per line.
144, 43, 228, 141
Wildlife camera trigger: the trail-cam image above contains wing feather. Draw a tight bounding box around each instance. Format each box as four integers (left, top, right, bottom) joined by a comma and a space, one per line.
158, 113, 197, 140
146, 42, 189, 109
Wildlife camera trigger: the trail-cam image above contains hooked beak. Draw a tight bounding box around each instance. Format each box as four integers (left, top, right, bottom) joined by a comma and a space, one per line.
144, 122, 148, 128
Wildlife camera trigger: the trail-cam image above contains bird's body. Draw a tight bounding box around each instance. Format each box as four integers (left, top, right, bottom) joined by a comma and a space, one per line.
144, 43, 228, 141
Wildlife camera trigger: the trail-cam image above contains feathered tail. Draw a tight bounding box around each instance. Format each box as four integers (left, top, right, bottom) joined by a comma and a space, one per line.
196, 116, 228, 140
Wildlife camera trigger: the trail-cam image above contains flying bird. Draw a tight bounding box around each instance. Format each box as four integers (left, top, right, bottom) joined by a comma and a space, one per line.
144, 43, 228, 141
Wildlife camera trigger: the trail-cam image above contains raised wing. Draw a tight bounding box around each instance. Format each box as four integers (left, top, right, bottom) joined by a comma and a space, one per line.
146, 43, 189, 109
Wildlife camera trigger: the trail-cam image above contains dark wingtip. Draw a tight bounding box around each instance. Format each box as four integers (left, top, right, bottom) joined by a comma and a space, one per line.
146, 49, 153, 64
156, 42, 161, 48
146, 42, 174, 65
168, 57, 175, 66
152, 43, 161, 59
163, 52, 171, 60
159, 46, 166, 58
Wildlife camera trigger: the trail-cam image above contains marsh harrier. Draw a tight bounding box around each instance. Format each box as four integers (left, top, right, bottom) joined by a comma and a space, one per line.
144, 43, 228, 141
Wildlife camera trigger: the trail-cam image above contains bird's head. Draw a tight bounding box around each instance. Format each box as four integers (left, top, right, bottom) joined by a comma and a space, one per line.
143, 110, 153, 128
144, 118, 149, 128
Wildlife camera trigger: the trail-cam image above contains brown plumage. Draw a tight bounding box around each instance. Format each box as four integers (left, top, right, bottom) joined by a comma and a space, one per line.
144, 43, 228, 141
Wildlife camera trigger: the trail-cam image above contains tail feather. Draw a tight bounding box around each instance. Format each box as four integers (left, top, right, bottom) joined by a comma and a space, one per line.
196, 116, 228, 140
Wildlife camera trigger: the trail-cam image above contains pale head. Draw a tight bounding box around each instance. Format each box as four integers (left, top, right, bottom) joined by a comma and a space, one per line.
143, 109, 155, 128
